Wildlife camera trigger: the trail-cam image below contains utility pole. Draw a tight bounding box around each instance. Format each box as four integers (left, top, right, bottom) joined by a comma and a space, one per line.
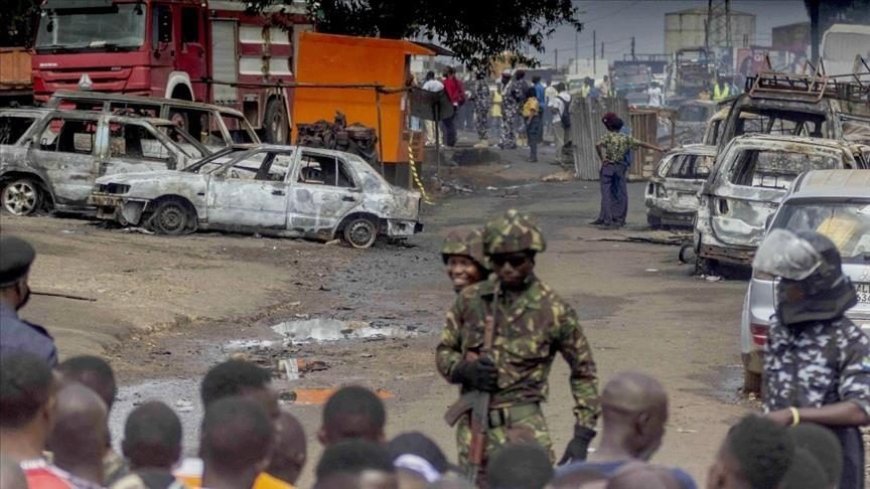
555, 49, 559, 70
631, 37, 636, 61
593, 30, 597, 76
600, 41, 604, 60
575, 30, 580, 74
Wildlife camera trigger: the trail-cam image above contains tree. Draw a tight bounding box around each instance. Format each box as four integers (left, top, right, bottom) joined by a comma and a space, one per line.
262, 0, 582, 69
1, 0, 41, 47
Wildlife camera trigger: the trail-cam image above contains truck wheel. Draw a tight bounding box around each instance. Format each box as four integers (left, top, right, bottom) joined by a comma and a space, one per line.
743, 369, 762, 395
1, 178, 42, 216
263, 99, 288, 144
342, 217, 377, 249
150, 199, 195, 236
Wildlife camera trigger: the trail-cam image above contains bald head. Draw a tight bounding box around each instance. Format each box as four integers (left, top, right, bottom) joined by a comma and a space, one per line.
599, 372, 668, 461
0, 456, 28, 489
47, 384, 108, 482
267, 409, 307, 484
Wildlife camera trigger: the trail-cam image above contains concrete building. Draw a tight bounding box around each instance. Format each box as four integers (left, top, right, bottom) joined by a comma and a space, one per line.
665, 7, 756, 55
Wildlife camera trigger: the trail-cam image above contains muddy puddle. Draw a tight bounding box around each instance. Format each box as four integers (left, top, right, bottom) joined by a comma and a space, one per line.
271, 318, 417, 344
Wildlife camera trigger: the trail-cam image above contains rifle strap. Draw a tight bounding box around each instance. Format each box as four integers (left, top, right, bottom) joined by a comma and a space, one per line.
482, 286, 499, 356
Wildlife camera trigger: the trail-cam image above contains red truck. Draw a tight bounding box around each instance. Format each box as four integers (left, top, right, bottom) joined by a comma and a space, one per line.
31, 0, 310, 143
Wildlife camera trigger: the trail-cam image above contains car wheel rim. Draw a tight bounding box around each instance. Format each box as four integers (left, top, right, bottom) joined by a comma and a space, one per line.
348, 221, 374, 247
3, 182, 37, 215
158, 206, 185, 232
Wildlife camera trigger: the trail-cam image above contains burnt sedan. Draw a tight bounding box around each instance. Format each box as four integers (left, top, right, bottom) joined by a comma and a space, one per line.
89, 145, 423, 248
645, 144, 716, 229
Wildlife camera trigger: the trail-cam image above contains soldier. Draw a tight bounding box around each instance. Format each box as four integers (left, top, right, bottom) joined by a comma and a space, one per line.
753, 229, 870, 489
441, 229, 491, 294
436, 209, 600, 486
498, 71, 518, 150
471, 73, 492, 148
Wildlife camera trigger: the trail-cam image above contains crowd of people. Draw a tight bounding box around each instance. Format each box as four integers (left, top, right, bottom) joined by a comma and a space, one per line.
3, 203, 869, 489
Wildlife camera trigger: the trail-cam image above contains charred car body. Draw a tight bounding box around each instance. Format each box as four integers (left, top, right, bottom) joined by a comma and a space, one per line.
694, 134, 870, 270
645, 144, 716, 228
47, 90, 260, 149
0, 108, 208, 215
89, 145, 422, 248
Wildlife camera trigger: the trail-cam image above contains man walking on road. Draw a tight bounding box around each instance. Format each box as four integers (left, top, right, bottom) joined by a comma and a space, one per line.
753, 229, 870, 489
547, 83, 572, 167
436, 209, 600, 486
471, 73, 492, 148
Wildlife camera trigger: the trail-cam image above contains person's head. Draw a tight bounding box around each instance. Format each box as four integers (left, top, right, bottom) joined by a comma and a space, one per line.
778, 448, 828, 489
200, 396, 274, 486
201, 359, 278, 420
585, 77, 593, 86
487, 443, 553, 489
501, 70, 512, 82
483, 209, 546, 290
315, 439, 397, 489
514, 70, 526, 81
425, 71, 435, 81
556, 82, 566, 92
788, 424, 842, 488
121, 401, 182, 471
602, 112, 623, 132
58, 356, 116, 411
0, 353, 56, 454
0, 456, 27, 489
444, 67, 456, 78
753, 229, 856, 326
706, 415, 794, 489
525, 86, 537, 100
532, 76, 541, 85
0, 236, 36, 310
267, 409, 307, 485
47, 383, 109, 481
441, 229, 490, 292
388, 431, 453, 483
600, 372, 669, 460
319, 385, 386, 446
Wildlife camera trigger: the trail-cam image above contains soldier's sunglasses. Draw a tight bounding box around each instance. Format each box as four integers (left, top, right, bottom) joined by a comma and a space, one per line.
491, 254, 530, 268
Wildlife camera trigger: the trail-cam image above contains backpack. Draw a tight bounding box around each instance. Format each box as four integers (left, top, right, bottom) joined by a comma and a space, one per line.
559, 94, 572, 129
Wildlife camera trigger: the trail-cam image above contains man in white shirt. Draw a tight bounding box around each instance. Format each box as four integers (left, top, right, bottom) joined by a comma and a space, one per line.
547, 83, 572, 166
422, 71, 444, 146
646, 82, 663, 108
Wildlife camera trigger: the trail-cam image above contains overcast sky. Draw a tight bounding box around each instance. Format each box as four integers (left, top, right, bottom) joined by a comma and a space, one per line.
536, 0, 810, 66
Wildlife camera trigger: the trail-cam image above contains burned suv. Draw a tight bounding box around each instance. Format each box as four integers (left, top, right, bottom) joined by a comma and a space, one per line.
694, 134, 870, 271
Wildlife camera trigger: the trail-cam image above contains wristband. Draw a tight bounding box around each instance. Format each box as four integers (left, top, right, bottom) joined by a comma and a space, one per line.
789, 407, 800, 426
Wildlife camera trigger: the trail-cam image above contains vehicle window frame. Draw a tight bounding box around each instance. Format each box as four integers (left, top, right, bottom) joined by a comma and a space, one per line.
107, 122, 179, 167
36, 116, 98, 156
771, 197, 870, 264
0, 115, 40, 146
296, 151, 357, 189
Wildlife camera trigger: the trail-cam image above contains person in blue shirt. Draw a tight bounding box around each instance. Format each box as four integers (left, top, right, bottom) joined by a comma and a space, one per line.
532, 76, 546, 107
553, 372, 697, 489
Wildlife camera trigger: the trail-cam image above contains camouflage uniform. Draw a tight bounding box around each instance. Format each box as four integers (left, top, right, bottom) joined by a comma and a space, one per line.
436, 210, 600, 480
499, 86, 518, 149
441, 229, 490, 273
472, 80, 492, 142
763, 317, 870, 489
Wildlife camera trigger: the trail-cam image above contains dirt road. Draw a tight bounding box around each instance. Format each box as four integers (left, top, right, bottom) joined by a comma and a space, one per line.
1, 154, 755, 486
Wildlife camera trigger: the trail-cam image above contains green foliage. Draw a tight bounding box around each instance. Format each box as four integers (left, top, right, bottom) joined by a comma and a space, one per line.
0, 0, 41, 47
261, 0, 582, 69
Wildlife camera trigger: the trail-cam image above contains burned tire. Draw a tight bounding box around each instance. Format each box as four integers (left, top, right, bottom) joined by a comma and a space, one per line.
149, 199, 196, 236
342, 216, 378, 249
743, 369, 762, 395
1, 178, 42, 216
263, 98, 288, 144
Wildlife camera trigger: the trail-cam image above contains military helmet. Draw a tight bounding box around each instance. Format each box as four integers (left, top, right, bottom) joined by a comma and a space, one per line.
441, 229, 490, 271
483, 209, 547, 256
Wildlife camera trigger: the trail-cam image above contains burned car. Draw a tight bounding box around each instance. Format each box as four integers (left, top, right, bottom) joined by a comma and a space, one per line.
89, 145, 423, 248
47, 90, 260, 149
673, 100, 718, 145
645, 144, 716, 228
694, 134, 870, 270
0, 109, 208, 215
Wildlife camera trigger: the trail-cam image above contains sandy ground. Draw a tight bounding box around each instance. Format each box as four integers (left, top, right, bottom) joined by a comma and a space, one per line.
0, 144, 841, 487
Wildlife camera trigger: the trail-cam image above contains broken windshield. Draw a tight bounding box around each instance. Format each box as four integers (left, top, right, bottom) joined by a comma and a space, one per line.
773, 199, 870, 263
36, 4, 145, 52
730, 149, 840, 190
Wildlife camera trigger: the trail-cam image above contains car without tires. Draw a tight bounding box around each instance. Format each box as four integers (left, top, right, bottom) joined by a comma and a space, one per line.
739, 170, 870, 393
0, 108, 208, 216
88, 145, 423, 247
645, 144, 716, 229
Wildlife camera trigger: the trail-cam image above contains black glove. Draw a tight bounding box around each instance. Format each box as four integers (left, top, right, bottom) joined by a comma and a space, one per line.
450, 358, 498, 392
558, 425, 596, 465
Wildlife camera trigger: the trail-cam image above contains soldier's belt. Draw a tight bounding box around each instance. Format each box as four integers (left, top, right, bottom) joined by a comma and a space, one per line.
487, 403, 541, 428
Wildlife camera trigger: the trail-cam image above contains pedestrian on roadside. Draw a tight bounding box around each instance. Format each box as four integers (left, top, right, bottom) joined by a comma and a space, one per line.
314, 440, 397, 489
532, 76, 546, 108
490, 85, 504, 142
706, 415, 794, 489
497, 71, 516, 149
600, 76, 612, 98
544, 82, 558, 143
521, 87, 543, 162
442, 67, 466, 147
487, 443, 553, 489
318, 385, 386, 446
111, 401, 184, 489
509, 71, 530, 148
47, 384, 110, 488
422, 71, 445, 146
436, 209, 600, 486
553, 372, 696, 489
753, 229, 870, 489
200, 397, 274, 489
547, 83, 572, 167
59, 355, 127, 486
593, 114, 663, 228
471, 73, 492, 148
0, 235, 58, 367
0, 352, 71, 489
646, 82, 663, 108
265, 410, 307, 488
441, 229, 490, 294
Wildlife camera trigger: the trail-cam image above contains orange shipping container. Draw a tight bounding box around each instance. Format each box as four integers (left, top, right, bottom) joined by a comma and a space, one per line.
0, 48, 32, 90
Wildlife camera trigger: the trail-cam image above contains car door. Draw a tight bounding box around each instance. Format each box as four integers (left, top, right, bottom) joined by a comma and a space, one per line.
288, 150, 363, 235
100, 121, 181, 176
25, 115, 100, 207
205, 149, 292, 230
